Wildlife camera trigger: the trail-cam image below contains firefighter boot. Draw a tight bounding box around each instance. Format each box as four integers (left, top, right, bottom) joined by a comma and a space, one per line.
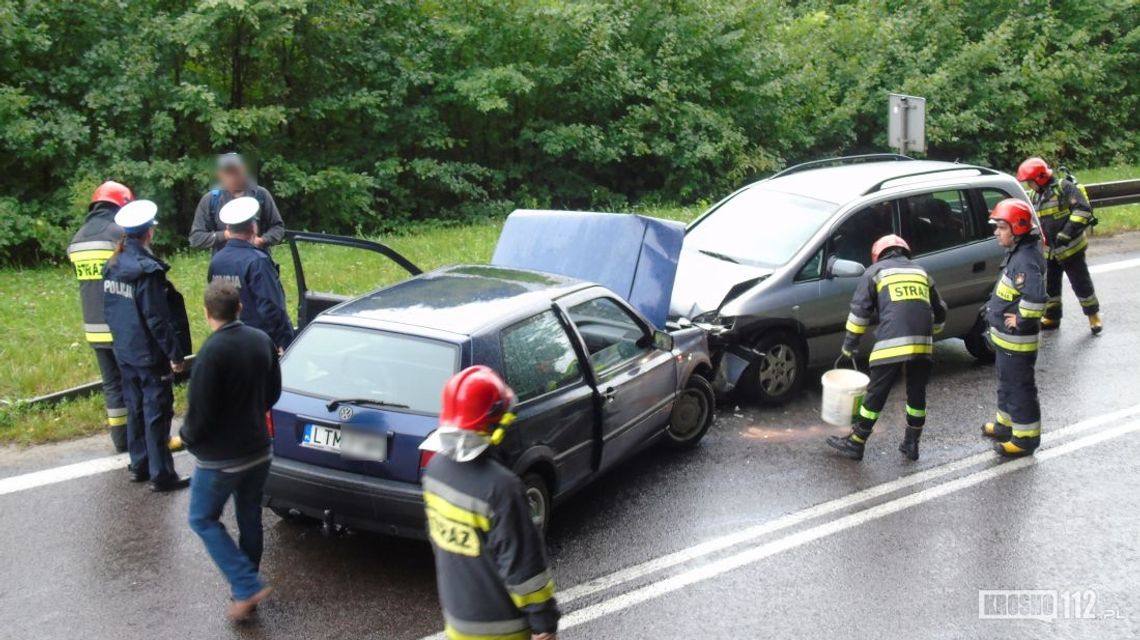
1089, 313, 1103, 336
981, 422, 1012, 442
995, 440, 1036, 458
826, 431, 867, 461
1040, 318, 1060, 330
899, 426, 921, 461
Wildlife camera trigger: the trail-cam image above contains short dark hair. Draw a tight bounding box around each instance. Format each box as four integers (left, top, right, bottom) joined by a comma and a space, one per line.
226, 220, 256, 236
204, 280, 241, 323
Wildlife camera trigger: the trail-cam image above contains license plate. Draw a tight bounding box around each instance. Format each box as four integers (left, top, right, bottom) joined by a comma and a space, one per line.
301, 423, 387, 461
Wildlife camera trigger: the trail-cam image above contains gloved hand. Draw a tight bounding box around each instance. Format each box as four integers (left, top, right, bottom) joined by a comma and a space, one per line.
840, 347, 855, 360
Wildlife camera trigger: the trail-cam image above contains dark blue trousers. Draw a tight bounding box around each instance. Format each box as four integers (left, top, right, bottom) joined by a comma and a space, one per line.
119, 363, 179, 482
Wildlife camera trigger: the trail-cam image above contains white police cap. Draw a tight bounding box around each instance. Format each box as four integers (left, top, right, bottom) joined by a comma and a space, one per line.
114, 199, 158, 235
219, 196, 260, 226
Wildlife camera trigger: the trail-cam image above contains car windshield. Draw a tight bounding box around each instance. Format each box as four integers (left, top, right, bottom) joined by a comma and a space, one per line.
282, 324, 459, 414
685, 187, 838, 268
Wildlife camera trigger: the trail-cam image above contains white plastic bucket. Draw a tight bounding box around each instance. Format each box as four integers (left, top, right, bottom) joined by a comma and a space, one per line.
820, 368, 870, 426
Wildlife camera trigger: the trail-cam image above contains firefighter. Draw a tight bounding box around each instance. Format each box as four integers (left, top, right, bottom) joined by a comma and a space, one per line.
189, 153, 285, 254
826, 234, 947, 462
419, 366, 560, 640
103, 200, 192, 491
207, 197, 295, 351
981, 199, 1046, 457
1017, 157, 1102, 334
68, 181, 133, 452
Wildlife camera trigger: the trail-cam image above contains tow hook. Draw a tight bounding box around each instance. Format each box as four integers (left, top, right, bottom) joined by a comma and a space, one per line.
321, 509, 341, 538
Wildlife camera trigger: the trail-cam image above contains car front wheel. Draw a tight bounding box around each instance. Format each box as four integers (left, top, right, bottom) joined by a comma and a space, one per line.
742, 331, 806, 405
665, 374, 715, 449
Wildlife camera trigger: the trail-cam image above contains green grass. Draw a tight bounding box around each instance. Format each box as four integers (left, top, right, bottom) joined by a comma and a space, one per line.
3, 161, 1137, 445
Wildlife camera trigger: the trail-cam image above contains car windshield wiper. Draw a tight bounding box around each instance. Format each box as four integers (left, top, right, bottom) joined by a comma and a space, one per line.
697, 249, 741, 264
325, 397, 410, 411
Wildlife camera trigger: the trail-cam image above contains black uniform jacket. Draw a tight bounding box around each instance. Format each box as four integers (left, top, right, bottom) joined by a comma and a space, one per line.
68, 203, 123, 346
208, 239, 295, 349
423, 454, 560, 640
102, 239, 190, 368
985, 234, 1047, 354
843, 254, 948, 366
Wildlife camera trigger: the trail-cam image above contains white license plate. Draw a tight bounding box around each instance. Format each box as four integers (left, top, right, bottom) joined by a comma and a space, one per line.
302, 424, 387, 461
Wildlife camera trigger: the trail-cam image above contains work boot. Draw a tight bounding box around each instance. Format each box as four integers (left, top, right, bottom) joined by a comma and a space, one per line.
1041, 317, 1060, 330
981, 422, 1011, 442
1088, 313, 1103, 336
168, 435, 184, 452
994, 440, 1035, 458
899, 426, 922, 461
127, 465, 149, 483
148, 475, 190, 492
826, 434, 865, 461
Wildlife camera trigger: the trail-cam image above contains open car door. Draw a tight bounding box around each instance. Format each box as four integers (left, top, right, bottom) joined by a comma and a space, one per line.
284, 231, 422, 330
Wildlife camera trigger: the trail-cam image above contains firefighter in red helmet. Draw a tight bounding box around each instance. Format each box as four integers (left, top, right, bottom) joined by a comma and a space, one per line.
420, 366, 560, 640
1017, 157, 1102, 334
982, 199, 1046, 457
827, 234, 947, 462
67, 181, 135, 452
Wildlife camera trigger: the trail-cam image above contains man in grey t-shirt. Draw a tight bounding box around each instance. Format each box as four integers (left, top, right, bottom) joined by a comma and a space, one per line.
189, 153, 285, 253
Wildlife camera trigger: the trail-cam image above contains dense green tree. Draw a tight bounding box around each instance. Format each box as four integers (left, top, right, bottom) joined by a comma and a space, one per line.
0, 0, 1136, 263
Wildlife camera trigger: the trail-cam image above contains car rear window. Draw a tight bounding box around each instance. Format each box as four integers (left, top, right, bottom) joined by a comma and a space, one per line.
685, 188, 837, 268
282, 324, 459, 414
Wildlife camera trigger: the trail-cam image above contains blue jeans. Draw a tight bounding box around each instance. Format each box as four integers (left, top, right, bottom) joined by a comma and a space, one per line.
188, 461, 271, 600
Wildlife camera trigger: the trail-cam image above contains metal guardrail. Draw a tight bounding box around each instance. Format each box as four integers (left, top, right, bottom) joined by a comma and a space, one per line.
9, 179, 1140, 410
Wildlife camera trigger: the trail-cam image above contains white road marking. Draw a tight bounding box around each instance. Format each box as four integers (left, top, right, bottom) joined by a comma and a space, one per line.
1089, 256, 1140, 275
560, 418, 1140, 631
0, 451, 187, 497
417, 403, 1140, 640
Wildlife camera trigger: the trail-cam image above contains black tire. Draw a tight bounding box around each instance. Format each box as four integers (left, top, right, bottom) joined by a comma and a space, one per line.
665, 374, 715, 449
963, 316, 995, 364
740, 330, 806, 405
521, 473, 551, 535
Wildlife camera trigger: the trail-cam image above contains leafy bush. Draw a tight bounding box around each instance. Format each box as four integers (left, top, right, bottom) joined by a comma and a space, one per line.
1, 0, 1137, 264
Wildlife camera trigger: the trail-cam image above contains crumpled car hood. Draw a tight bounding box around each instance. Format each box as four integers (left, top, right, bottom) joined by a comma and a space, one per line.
669, 247, 773, 319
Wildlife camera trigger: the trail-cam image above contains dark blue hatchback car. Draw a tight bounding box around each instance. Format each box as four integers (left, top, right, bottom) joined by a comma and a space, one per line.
264, 260, 713, 538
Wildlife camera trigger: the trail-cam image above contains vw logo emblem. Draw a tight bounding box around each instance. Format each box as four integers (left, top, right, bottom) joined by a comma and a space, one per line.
337, 406, 353, 421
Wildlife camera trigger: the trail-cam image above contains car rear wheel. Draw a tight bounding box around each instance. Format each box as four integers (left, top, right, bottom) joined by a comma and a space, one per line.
522, 473, 551, 534
742, 331, 806, 405
665, 374, 714, 449
963, 315, 995, 364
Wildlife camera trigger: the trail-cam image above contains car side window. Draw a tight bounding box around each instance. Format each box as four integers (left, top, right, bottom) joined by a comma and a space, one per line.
900, 190, 974, 255
567, 297, 648, 374
828, 201, 896, 267
500, 310, 583, 403
795, 247, 824, 281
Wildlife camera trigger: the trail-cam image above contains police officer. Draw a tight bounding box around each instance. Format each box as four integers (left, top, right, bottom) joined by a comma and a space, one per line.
419, 366, 560, 640
68, 181, 133, 452
826, 234, 947, 462
207, 197, 295, 351
189, 153, 285, 254
982, 199, 1047, 457
103, 200, 192, 491
1017, 157, 1102, 334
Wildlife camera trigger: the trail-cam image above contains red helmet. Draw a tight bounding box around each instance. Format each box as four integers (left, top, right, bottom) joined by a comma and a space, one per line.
989, 198, 1034, 235
439, 366, 516, 433
1016, 157, 1052, 187
871, 234, 911, 263
90, 181, 134, 208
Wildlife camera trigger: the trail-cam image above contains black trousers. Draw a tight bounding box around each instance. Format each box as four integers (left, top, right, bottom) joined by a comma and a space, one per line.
120, 363, 179, 482
93, 346, 127, 451
1045, 249, 1098, 320
853, 358, 932, 440
994, 348, 1041, 451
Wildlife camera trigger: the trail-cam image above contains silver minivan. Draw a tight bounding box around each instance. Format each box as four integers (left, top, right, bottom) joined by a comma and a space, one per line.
669, 154, 1030, 404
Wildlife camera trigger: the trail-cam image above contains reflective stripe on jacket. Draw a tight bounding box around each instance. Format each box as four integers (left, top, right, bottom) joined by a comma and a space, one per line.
424, 455, 560, 640
985, 235, 1047, 353
68, 205, 123, 345
1034, 178, 1093, 261
843, 255, 947, 366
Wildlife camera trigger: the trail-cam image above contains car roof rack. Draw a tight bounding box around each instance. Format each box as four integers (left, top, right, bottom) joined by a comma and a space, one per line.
861, 165, 998, 195
768, 154, 914, 180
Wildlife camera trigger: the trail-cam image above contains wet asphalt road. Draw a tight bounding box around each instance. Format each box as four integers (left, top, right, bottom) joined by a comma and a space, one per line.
2, 244, 1139, 640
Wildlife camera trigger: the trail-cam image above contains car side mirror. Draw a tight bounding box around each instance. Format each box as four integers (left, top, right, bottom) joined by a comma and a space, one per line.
652, 330, 674, 351
827, 257, 865, 279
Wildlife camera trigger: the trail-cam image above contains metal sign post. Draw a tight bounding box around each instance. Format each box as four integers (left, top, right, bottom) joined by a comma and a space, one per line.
888, 93, 926, 155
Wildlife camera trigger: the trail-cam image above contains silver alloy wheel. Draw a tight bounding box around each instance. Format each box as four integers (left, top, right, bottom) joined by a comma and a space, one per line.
669, 387, 709, 441
525, 485, 547, 529
757, 343, 797, 396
